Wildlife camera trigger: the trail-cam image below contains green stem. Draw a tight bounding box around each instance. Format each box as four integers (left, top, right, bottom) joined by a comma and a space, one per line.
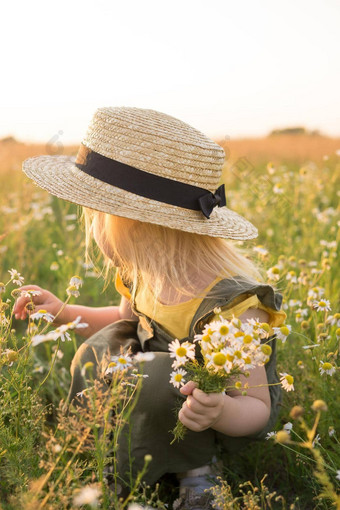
36, 338, 61, 391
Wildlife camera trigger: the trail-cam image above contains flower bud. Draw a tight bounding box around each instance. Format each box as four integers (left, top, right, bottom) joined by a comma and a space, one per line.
311, 400, 328, 412
289, 405, 304, 419
275, 430, 290, 444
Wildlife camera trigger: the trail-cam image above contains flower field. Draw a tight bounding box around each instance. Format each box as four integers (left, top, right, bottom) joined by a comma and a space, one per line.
0, 136, 339, 509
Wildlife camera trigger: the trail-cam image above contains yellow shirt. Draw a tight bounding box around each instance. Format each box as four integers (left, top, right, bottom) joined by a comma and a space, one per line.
115, 271, 286, 339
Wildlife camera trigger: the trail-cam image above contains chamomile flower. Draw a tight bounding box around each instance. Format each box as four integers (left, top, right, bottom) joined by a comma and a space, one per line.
109, 354, 133, 371
73, 485, 101, 507
280, 373, 294, 392
308, 287, 325, 301
8, 269, 24, 286
295, 308, 308, 322
66, 285, 80, 298
134, 352, 155, 362
273, 324, 292, 342
265, 431, 276, 440
328, 426, 335, 437
253, 245, 269, 257
313, 300, 331, 312
30, 309, 55, 322
286, 271, 297, 283
69, 275, 83, 288
170, 368, 187, 388
20, 289, 42, 298
266, 266, 280, 281
283, 422, 293, 433
169, 339, 195, 364
319, 361, 336, 376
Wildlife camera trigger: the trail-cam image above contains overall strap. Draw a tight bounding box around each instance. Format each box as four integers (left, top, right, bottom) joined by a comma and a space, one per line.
188, 276, 283, 337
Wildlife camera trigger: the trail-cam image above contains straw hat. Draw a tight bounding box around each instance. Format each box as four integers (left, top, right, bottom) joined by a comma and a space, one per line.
22, 106, 258, 240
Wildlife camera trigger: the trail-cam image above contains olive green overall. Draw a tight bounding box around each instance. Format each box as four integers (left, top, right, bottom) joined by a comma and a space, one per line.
67, 276, 283, 486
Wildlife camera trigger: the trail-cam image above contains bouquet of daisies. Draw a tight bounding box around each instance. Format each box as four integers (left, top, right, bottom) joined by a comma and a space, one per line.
168, 315, 291, 442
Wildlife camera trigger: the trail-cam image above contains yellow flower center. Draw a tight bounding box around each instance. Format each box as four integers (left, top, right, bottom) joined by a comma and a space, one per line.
118, 357, 128, 365
261, 345, 272, 356
285, 375, 294, 385
176, 347, 187, 357
318, 301, 326, 307
108, 362, 117, 368
234, 350, 242, 359
280, 326, 290, 336
212, 353, 227, 366
202, 334, 211, 343
174, 373, 183, 382
322, 362, 332, 371
234, 381, 242, 389
272, 267, 280, 274
235, 331, 244, 338
219, 325, 229, 335
260, 323, 270, 333
226, 353, 234, 362
243, 334, 252, 344
243, 356, 251, 365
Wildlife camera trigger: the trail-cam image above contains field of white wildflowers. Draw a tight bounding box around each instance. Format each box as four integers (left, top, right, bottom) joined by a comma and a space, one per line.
0, 138, 339, 509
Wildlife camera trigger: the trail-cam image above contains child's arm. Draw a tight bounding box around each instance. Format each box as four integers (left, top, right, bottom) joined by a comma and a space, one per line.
14, 285, 137, 339
61, 296, 138, 338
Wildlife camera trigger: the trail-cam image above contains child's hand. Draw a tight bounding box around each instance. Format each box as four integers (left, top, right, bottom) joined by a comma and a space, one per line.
179, 381, 225, 432
13, 285, 67, 325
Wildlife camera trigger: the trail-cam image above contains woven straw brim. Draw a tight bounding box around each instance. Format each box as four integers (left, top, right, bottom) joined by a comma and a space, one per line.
22, 154, 258, 240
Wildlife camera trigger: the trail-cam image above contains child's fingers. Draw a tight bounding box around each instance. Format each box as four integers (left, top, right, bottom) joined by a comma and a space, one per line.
186, 395, 206, 415
192, 388, 222, 407
180, 380, 198, 395
13, 285, 44, 318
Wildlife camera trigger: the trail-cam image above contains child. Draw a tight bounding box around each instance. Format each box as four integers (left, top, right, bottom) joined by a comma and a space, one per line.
16, 107, 286, 509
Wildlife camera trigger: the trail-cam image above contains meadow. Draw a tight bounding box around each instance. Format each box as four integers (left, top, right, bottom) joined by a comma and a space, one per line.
0, 134, 339, 509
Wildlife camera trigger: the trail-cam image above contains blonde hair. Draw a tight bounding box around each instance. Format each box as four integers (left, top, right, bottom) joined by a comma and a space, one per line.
81, 207, 264, 305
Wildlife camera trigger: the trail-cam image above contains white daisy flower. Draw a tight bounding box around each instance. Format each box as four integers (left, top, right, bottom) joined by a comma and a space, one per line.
286, 272, 297, 283
307, 287, 325, 300
66, 285, 80, 297
20, 289, 42, 298
313, 300, 332, 312
73, 485, 101, 507
31, 330, 61, 346
134, 352, 155, 362
273, 324, 292, 342
312, 433, 321, 447
8, 269, 24, 286
319, 361, 336, 376
266, 266, 280, 281
169, 339, 195, 364
170, 368, 187, 388
328, 426, 335, 437
265, 431, 276, 440
108, 354, 133, 371
253, 245, 269, 257
205, 350, 231, 372
69, 275, 83, 288
280, 373, 294, 392
30, 309, 55, 322
283, 422, 293, 433
288, 299, 302, 307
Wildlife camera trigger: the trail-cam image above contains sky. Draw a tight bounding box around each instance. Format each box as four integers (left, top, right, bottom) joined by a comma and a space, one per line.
0, 0, 339, 144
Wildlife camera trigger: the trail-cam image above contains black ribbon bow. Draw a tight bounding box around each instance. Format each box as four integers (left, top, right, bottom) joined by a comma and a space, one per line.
198, 184, 227, 218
